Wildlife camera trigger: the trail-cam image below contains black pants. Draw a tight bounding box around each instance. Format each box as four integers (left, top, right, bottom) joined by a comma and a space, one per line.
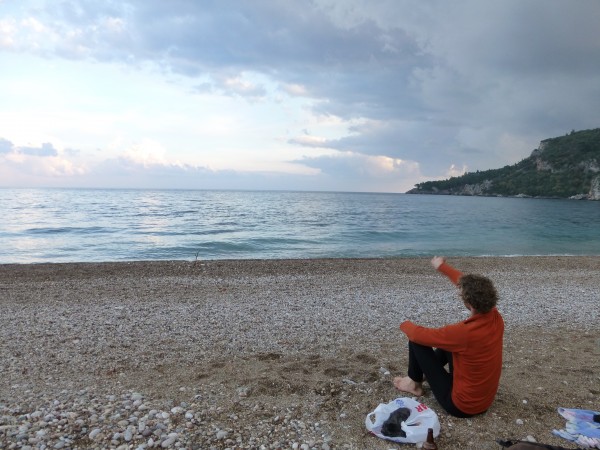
407, 341, 474, 418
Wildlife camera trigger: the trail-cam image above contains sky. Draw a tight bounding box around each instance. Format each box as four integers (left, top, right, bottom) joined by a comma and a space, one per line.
1, 1, 600, 193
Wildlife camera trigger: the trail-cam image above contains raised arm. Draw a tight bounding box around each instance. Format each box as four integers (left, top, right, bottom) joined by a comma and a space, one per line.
399, 257, 466, 335
431, 256, 463, 285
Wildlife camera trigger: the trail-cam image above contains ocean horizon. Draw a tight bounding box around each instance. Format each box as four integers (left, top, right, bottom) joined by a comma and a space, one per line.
1, 187, 599, 264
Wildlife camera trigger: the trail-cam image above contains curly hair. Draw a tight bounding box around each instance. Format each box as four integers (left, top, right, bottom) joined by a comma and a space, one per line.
457, 274, 498, 313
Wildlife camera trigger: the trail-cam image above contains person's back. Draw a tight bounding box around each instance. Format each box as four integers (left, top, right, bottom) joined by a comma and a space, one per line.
450, 306, 504, 414
394, 257, 504, 417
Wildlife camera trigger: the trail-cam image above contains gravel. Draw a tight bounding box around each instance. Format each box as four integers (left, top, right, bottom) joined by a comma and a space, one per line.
1, 257, 599, 449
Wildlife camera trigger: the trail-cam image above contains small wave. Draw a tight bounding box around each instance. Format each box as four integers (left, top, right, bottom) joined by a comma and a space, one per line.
130, 228, 241, 237
25, 226, 113, 235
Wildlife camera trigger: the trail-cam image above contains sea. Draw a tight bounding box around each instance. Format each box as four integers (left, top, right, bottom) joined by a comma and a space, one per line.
1, 188, 599, 264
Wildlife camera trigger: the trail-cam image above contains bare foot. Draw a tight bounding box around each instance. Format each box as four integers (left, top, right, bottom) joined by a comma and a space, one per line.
393, 376, 424, 396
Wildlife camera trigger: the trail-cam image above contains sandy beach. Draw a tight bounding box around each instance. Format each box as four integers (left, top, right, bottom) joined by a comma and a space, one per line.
1, 257, 599, 449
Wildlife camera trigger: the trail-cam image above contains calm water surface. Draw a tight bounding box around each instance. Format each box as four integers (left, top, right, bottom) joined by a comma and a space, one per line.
1, 188, 599, 263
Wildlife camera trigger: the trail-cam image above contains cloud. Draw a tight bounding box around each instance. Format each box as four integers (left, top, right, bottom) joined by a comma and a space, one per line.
299, 151, 419, 177
0, 137, 13, 153
2, 152, 86, 179
75, 156, 325, 191
18, 142, 58, 157
4, 2, 424, 103
0, 135, 424, 191
217, 74, 268, 99
281, 83, 309, 97
119, 139, 170, 167
295, 151, 425, 192
2, 1, 600, 191
288, 134, 329, 148
289, 120, 471, 175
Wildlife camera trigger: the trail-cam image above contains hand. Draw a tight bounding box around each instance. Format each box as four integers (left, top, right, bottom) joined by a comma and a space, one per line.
431, 256, 445, 270
399, 320, 411, 334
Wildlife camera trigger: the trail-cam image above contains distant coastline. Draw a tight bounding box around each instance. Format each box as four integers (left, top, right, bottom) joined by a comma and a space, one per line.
407, 128, 600, 200
405, 189, 594, 200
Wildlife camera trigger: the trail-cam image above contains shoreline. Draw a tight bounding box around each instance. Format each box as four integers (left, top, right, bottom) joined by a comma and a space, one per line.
1, 257, 598, 449
3, 252, 600, 265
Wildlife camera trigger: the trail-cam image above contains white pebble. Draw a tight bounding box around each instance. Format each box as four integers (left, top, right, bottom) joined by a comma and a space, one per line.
516, 419, 524, 425
216, 430, 228, 439
170, 407, 184, 415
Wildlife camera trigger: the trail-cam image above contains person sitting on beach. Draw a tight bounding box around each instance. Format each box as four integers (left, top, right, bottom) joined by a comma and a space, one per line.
393, 256, 504, 418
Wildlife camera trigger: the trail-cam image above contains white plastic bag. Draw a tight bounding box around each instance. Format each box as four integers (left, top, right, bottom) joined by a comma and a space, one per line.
365, 397, 441, 444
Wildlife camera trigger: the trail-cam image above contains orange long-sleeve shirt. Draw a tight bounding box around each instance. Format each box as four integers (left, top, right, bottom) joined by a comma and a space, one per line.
400, 262, 504, 415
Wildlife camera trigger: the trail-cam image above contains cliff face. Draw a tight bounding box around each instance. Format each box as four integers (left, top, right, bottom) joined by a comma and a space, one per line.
418, 180, 494, 196
407, 128, 600, 200
589, 175, 600, 200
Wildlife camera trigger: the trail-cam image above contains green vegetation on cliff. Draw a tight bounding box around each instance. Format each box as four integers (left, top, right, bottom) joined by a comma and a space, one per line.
408, 128, 600, 199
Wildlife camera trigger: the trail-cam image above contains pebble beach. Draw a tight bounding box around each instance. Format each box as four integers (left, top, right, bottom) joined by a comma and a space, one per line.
1, 257, 599, 449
